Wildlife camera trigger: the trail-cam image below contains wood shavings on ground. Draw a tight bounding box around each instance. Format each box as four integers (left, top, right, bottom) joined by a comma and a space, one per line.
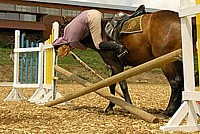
0, 84, 199, 133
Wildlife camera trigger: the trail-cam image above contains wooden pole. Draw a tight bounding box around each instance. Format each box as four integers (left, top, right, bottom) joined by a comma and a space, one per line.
70, 51, 104, 80
51, 65, 159, 123
45, 49, 181, 108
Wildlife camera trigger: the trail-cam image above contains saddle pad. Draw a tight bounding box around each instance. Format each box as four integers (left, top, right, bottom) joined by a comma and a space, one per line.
121, 15, 143, 34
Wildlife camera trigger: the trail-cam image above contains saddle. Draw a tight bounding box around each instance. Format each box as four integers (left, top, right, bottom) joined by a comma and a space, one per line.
105, 5, 146, 41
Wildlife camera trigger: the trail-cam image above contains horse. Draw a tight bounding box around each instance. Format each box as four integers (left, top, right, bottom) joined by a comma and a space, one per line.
60, 9, 197, 117
87, 10, 197, 117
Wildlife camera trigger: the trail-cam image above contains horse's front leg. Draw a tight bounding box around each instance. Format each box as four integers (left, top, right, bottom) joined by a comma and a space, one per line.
105, 83, 117, 113
119, 80, 132, 104
105, 65, 132, 113
105, 79, 132, 113
105, 66, 121, 113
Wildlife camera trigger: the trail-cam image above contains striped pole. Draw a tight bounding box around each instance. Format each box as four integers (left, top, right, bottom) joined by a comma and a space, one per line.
35, 43, 39, 83
30, 42, 34, 83
20, 33, 25, 84
44, 22, 59, 86
25, 40, 29, 84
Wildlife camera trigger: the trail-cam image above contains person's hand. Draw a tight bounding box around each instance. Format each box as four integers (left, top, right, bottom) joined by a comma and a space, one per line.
56, 45, 71, 57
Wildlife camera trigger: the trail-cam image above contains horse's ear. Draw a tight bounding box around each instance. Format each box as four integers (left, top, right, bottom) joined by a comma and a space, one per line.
62, 16, 65, 21
60, 16, 69, 25
62, 17, 73, 25
58, 17, 74, 36
63, 16, 68, 23
60, 16, 72, 24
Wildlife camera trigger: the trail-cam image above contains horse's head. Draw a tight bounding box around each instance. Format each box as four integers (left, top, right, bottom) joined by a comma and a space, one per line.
57, 17, 73, 37
105, 12, 127, 41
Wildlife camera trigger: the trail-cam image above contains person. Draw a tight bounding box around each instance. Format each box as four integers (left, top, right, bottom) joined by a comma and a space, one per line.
52, 9, 128, 58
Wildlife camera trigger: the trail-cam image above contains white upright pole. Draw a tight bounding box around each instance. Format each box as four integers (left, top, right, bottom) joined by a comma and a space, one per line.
181, 0, 195, 93
52, 21, 59, 99
38, 43, 44, 89
4, 30, 26, 101
14, 30, 20, 86
53, 21, 59, 40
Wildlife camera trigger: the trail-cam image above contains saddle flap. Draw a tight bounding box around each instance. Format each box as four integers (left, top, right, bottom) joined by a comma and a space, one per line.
120, 15, 143, 34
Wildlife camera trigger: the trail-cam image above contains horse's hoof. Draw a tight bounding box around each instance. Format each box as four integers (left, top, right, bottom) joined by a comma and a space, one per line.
105, 107, 113, 113
165, 110, 175, 117
157, 112, 168, 120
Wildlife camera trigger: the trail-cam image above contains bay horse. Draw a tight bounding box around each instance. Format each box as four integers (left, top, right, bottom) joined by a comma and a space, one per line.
80, 10, 197, 117
60, 9, 197, 117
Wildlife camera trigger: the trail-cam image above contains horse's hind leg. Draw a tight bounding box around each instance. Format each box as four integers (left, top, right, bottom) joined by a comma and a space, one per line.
162, 61, 183, 117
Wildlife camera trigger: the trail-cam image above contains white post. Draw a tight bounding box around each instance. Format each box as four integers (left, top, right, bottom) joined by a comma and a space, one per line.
52, 21, 59, 99
53, 21, 59, 40
38, 43, 44, 89
4, 30, 26, 101
14, 30, 20, 86
181, 0, 195, 92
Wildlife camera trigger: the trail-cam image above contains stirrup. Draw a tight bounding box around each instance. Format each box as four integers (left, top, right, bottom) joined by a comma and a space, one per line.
117, 49, 128, 58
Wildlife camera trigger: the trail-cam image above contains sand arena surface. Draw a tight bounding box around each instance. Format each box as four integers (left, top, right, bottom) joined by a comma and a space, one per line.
0, 84, 199, 133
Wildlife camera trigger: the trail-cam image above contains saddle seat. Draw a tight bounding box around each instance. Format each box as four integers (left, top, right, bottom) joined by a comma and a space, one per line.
114, 5, 146, 22
105, 5, 146, 41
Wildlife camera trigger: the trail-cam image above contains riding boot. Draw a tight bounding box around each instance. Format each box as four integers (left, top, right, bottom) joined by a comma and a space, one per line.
99, 41, 128, 58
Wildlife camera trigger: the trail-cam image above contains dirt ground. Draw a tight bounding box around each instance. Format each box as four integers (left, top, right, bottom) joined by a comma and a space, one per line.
0, 64, 199, 133
0, 83, 200, 134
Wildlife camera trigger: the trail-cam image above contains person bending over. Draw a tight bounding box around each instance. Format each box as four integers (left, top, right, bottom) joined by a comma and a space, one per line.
53, 9, 128, 58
